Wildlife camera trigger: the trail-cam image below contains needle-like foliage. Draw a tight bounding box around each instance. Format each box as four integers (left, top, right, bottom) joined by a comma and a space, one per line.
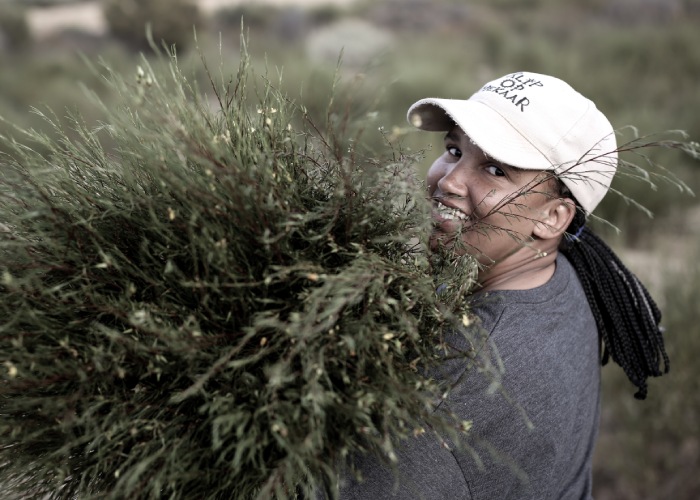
0, 46, 483, 499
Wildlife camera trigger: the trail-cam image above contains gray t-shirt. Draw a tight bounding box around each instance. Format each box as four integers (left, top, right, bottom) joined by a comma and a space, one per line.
332, 254, 601, 499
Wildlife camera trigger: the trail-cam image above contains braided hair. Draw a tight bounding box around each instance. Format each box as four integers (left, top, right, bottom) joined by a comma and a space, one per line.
558, 186, 669, 400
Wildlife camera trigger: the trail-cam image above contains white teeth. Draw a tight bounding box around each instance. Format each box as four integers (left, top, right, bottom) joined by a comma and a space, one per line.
435, 202, 470, 221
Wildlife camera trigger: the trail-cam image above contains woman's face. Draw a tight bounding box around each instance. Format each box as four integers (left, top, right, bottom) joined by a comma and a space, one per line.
427, 125, 560, 266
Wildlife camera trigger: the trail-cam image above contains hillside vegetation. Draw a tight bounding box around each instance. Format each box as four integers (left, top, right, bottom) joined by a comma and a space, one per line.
1, 1, 699, 498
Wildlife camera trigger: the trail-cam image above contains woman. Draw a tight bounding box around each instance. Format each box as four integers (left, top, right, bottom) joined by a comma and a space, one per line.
332, 72, 668, 499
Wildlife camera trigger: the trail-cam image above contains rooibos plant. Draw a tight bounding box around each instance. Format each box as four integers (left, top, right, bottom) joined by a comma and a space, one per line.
0, 45, 484, 499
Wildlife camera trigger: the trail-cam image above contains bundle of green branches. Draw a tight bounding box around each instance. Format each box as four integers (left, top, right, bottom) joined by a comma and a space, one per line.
0, 48, 481, 498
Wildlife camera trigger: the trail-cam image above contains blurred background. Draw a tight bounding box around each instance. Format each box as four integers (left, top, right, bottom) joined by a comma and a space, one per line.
1, 0, 698, 497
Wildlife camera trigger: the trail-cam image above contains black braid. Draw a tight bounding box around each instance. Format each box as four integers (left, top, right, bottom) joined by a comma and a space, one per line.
560, 203, 669, 400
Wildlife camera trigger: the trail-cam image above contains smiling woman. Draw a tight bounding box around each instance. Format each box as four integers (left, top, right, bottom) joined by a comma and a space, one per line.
326, 71, 674, 500
427, 127, 572, 290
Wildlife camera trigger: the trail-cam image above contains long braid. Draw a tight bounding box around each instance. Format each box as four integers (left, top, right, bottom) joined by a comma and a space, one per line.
560, 201, 669, 400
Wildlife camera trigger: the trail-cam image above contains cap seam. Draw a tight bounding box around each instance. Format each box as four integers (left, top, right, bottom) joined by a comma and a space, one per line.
546, 101, 593, 168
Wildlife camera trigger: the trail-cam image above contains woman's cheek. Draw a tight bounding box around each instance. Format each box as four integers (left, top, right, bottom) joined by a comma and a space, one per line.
426, 164, 445, 195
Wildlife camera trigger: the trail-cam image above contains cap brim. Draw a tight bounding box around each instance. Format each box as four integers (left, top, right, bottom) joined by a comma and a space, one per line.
407, 98, 552, 171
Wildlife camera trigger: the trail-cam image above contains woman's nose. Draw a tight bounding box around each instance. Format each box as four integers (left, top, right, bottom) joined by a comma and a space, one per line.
436, 164, 468, 199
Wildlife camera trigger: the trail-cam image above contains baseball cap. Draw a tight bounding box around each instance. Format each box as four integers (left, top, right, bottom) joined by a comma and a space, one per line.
407, 72, 618, 214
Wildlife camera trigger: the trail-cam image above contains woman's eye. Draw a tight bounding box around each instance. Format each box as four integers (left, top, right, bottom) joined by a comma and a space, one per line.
447, 146, 461, 158
486, 164, 505, 177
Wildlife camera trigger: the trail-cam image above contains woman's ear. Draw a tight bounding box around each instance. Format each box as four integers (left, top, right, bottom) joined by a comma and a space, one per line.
533, 197, 576, 240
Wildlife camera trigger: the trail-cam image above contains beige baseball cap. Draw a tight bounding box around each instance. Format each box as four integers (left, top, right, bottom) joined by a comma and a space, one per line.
407, 71, 618, 214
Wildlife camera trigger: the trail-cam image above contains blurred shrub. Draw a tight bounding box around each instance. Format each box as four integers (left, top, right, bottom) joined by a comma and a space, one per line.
273, 7, 309, 43
593, 243, 700, 499
365, 0, 471, 32
605, 0, 684, 24
0, 43, 132, 156
308, 4, 345, 26
0, 4, 31, 52
215, 4, 340, 46
306, 19, 393, 68
594, 147, 698, 246
572, 20, 700, 242
14, 0, 76, 5
103, 0, 202, 53
215, 4, 280, 32
483, 0, 557, 9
